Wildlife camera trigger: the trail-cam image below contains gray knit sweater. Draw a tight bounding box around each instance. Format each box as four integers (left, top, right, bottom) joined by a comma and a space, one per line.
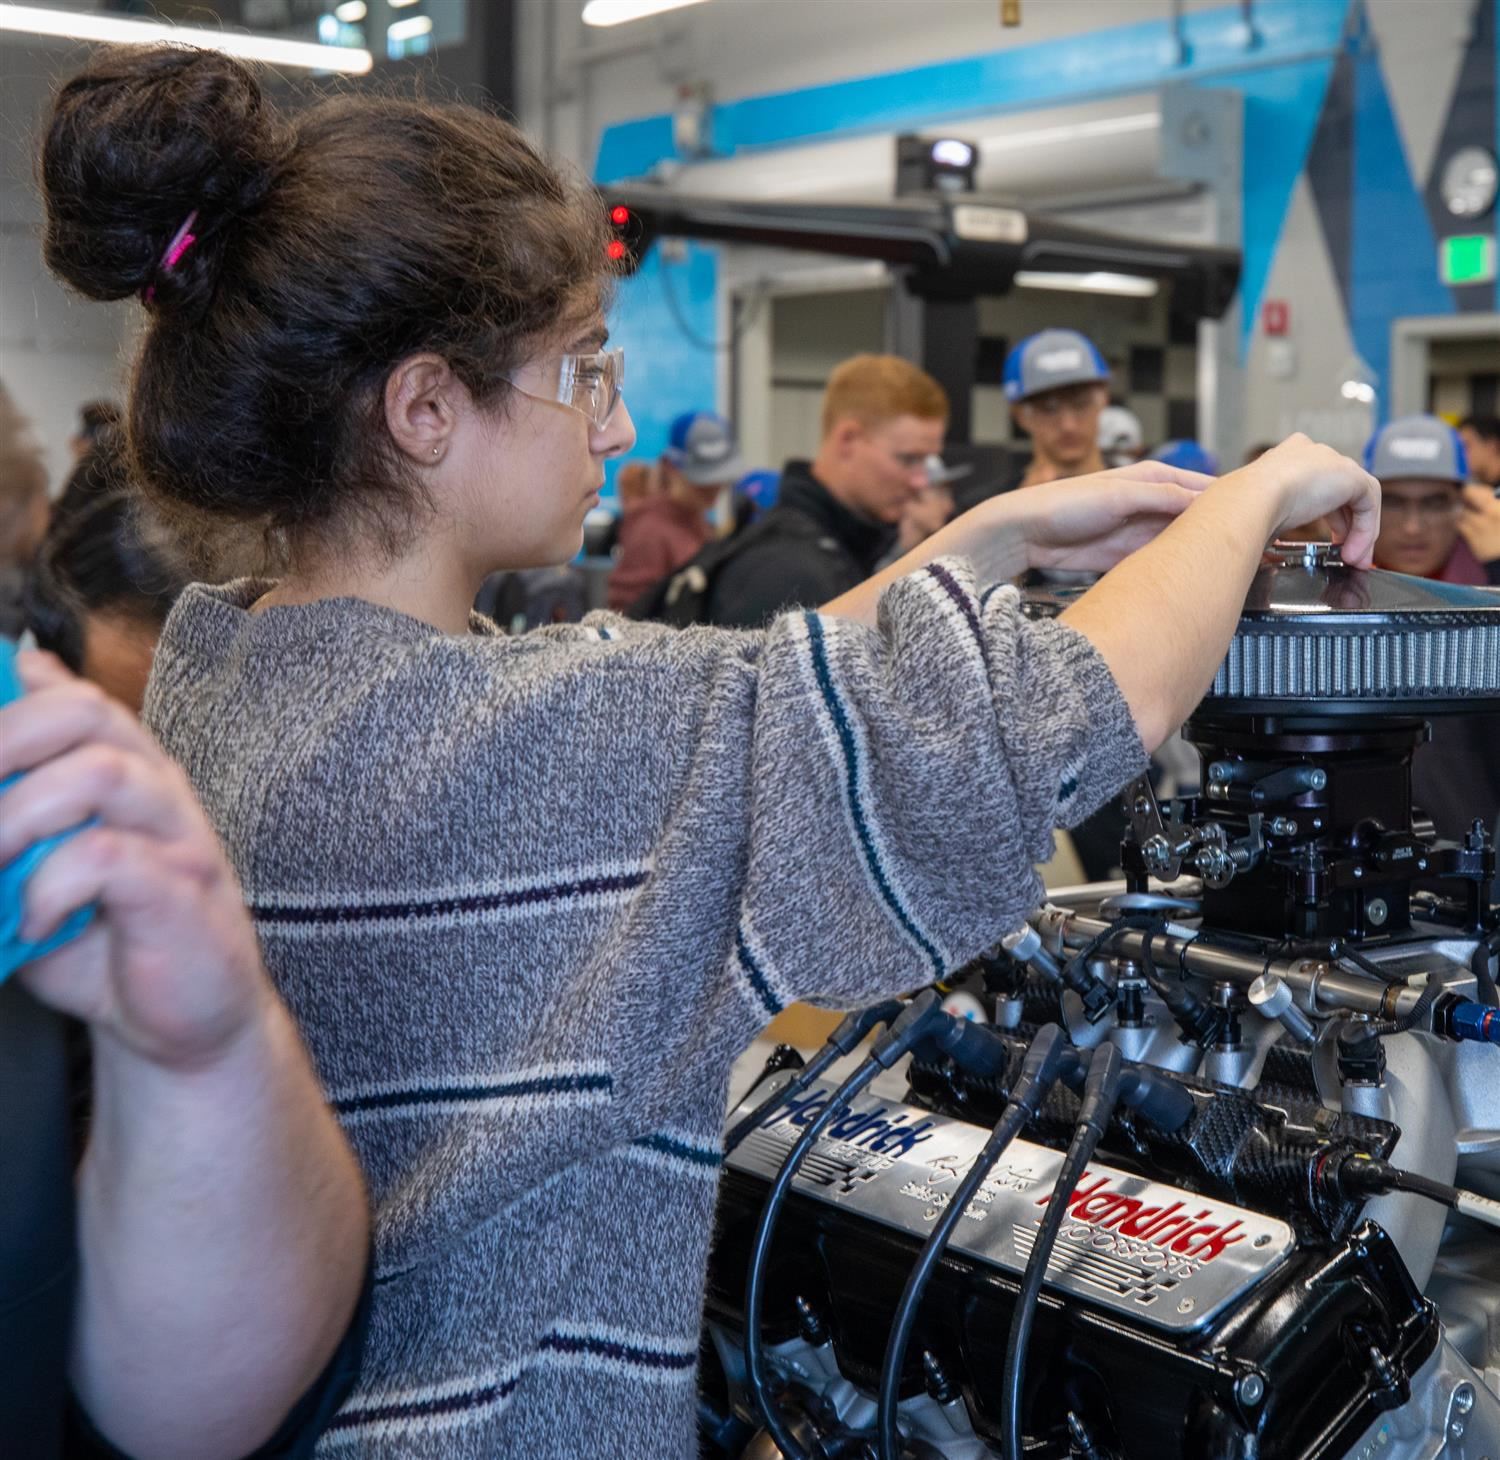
143, 559, 1144, 1459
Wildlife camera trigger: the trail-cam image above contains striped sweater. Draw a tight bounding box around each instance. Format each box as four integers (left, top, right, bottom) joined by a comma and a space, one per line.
143, 559, 1145, 1458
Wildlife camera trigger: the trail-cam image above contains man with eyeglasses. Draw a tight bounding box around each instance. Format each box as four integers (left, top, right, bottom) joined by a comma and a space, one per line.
1367, 415, 1489, 584
1002, 329, 1112, 489
1366, 416, 1500, 864
704, 355, 948, 628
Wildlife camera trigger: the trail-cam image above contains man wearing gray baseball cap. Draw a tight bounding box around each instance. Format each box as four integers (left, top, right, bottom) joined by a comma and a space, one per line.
1366, 414, 1489, 585
1002, 328, 1112, 489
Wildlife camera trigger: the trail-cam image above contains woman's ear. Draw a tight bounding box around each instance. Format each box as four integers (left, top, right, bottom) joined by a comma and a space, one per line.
384, 354, 466, 465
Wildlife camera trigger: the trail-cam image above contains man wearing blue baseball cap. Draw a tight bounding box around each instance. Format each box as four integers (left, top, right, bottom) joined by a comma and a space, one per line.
1366, 415, 1488, 585
1002, 328, 1112, 489
607, 410, 744, 612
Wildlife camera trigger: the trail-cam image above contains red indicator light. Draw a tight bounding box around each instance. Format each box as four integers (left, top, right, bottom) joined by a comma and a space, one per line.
607, 239, 627, 261
610, 206, 630, 226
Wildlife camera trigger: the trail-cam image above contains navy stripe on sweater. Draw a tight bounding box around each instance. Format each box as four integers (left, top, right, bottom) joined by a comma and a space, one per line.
734, 925, 785, 1017
333, 1070, 613, 1118
927, 562, 986, 661
630, 1131, 721, 1168
803, 613, 944, 977
249, 869, 649, 929
537, 1331, 697, 1372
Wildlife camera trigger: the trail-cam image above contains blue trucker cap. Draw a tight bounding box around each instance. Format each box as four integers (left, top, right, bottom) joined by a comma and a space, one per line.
1003, 329, 1110, 403
665, 411, 745, 487
1363, 415, 1469, 485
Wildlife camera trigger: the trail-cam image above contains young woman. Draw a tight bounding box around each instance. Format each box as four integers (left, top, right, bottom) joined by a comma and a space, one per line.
39, 46, 1379, 1458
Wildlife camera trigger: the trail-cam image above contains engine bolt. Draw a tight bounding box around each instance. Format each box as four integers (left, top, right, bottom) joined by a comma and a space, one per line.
1309, 769, 1328, 790
1270, 817, 1298, 837
1353, 867, 1364, 879
1236, 1373, 1265, 1406
1366, 898, 1388, 927
1454, 1384, 1475, 1415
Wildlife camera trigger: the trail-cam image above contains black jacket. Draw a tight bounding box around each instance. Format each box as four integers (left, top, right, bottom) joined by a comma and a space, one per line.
706, 461, 894, 628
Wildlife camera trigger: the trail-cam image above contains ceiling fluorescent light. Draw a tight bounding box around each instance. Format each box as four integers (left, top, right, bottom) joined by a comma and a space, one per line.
388, 0, 421, 7
1014, 270, 1160, 297
387, 14, 432, 41
0, 2, 372, 72
583, 0, 712, 27
334, 0, 367, 19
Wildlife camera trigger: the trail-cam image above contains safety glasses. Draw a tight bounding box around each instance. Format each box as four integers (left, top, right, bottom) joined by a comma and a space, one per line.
508, 347, 624, 431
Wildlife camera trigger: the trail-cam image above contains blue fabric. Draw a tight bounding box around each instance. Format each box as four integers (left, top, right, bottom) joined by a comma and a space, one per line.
0, 640, 93, 984
1152, 440, 1221, 475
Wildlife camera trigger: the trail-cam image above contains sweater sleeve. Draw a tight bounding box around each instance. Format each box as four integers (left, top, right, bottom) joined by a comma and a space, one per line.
728, 559, 1144, 1014
602, 557, 1146, 1084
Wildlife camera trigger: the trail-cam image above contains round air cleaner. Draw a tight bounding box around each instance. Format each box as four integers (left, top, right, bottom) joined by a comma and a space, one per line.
1205, 543, 1500, 716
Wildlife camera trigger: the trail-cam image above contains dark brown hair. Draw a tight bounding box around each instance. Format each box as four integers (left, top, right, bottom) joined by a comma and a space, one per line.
41, 46, 613, 570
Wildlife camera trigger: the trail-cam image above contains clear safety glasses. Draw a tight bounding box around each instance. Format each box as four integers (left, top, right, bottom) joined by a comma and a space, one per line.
508, 347, 625, 431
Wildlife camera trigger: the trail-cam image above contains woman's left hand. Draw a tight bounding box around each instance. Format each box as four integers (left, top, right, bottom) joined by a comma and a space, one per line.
1007, 461, 1214, 573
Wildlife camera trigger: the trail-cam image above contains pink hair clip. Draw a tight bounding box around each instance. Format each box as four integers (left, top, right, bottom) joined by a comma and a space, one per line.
142, 209, 199, 303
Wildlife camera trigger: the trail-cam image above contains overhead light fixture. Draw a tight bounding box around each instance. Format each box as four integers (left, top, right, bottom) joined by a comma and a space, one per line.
388, 0, 422, 6
582, 0, 712, 27
334, 0, 367, 20
1014, 270, 1160, 297
0, 1, 373, 72
386, 14, 432, 41
977, 111, 1160, 155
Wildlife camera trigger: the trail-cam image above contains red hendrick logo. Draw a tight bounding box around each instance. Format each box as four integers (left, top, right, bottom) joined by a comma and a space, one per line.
1037, 1173, 1247, 1264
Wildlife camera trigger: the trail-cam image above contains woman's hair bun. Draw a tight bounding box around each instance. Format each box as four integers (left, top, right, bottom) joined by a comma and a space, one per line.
40, 45, 284, 309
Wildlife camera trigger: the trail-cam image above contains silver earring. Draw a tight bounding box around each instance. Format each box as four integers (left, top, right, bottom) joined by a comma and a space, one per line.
432, 447, 441, 457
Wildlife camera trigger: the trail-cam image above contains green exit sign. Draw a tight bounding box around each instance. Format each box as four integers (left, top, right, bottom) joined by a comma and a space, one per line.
1440, 233, 1497, 286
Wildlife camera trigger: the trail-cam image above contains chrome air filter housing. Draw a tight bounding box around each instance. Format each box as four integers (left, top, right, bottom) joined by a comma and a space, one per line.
1205, 543, 1500, 717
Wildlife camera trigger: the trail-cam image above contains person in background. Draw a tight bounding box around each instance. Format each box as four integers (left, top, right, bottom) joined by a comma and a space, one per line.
1, 381, 50, 638
728, 467, 780, 535
1151, 440, 1220, 477
1363, 415, 1500, 853
1002, 328, 1110, 488
26, 434, 188, 712
1459, 414, 1500, 488
1367, 415, 1487, 584
707, 354, 947, 626
0, 648, 370, 1459
1459, 480, 1500, 587
613, 460, 657, 511
881, 455, 961, 565
1097, 404, 1145, 469
67, 402, 120, 463
606, 411, 742, 611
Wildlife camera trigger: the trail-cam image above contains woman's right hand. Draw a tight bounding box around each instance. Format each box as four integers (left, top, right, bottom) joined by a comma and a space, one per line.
1231, 433, 1381, 566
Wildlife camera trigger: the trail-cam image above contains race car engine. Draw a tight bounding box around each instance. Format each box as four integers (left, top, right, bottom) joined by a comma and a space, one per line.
702, 548, 1500, 1460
